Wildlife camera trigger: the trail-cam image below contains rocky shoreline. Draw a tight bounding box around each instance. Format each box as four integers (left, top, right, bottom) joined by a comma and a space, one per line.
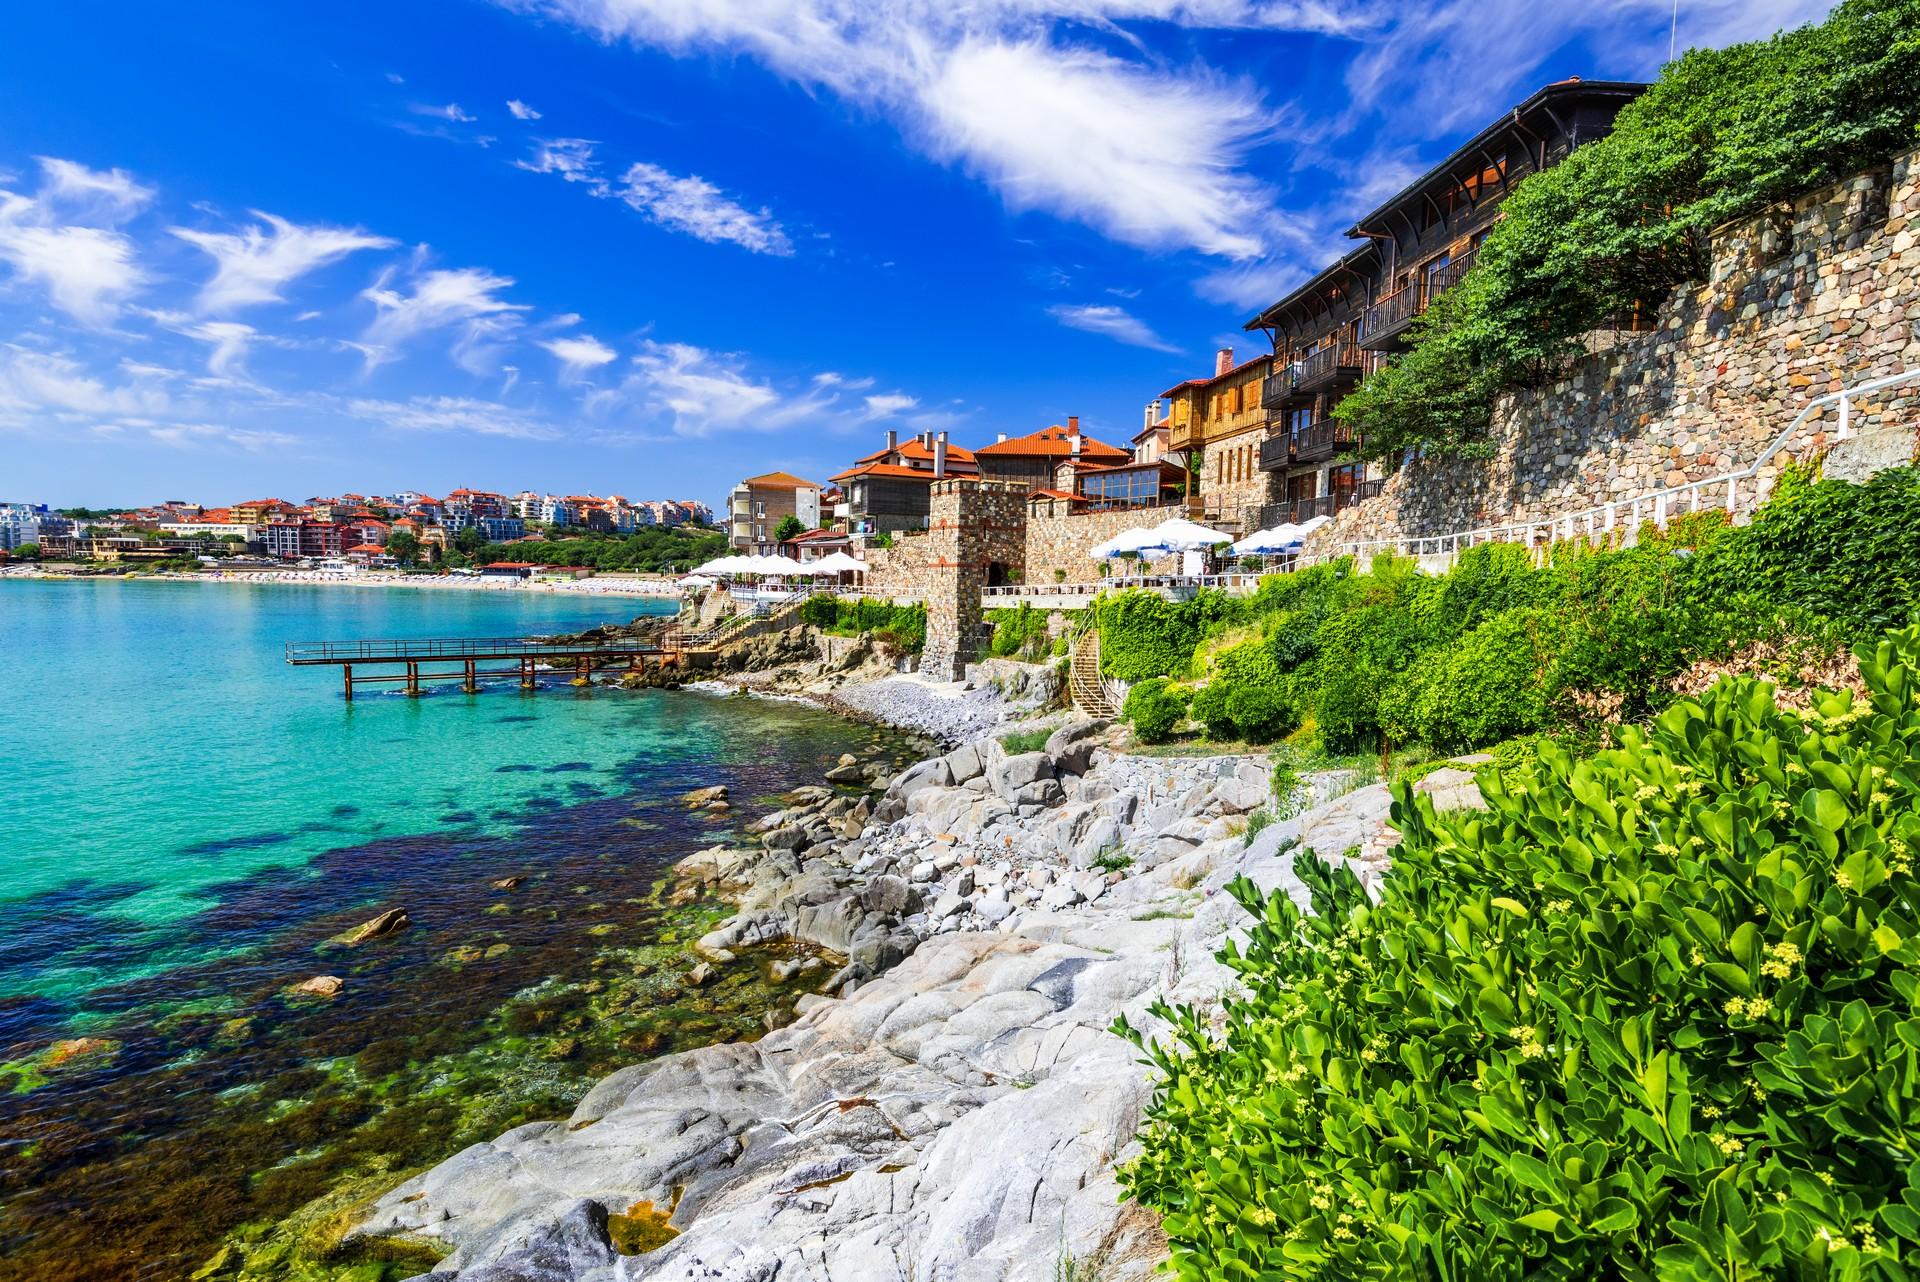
341, 672, 1468, 1280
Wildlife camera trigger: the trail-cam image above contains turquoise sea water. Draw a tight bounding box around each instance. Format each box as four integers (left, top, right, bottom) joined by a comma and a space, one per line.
0, 577, 906, 1282
1, 579, 681, 1002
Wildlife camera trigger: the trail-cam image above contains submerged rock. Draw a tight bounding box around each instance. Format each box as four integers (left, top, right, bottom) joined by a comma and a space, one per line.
287, 975, 344, 999
329, 907, 410, 947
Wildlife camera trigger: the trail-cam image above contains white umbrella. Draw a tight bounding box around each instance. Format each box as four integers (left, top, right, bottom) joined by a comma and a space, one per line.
1294, 514, 1331, 534
1090, 526, 1166, 559
1230, 525, 1297, 555
755, 554, 808, 577
676, 573, 716, 588
692, 555, 755, 577
810, 551, 866, 574
1149, 517, 1233, 551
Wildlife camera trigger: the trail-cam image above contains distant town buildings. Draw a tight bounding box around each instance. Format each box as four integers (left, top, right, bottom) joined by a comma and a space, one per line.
6, 484, 718, 565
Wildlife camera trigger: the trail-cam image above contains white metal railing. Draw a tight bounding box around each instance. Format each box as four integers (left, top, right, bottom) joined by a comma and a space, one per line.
1313, 367, 1918, 566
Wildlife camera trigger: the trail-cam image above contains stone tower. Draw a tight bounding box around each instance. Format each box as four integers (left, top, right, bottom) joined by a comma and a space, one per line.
920, 479, 1029, 681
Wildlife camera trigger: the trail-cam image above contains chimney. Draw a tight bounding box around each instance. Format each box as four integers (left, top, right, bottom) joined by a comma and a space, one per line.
1215, 347, 1234, 377
1067, 414, 1079, 433
934, 430, 949, 479
1143, 401, 1160, 430
885, 429, 897, 451
997, 431, 1008, 443
1070, 422, 1082, 457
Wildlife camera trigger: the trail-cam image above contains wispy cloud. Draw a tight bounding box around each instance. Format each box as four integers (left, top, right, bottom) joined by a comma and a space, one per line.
412, 102, 478, 123
514, 137, 603, 186
1046, 302, 1179, 352
170, 211, 395, 313
0, 345, 169, 421
611, 340, 840, 437
0, 157, 152, 326
350, 394, 563, 440
515, 1, 1355, 259
861, 392, 917, 419
539, 332, 618, 378
614, 163, 793, 255
507, 98, 543, 120
360, 264, 529, 371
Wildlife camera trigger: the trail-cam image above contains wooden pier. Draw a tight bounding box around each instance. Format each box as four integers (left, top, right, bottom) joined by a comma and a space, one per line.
285, 635, 688, 699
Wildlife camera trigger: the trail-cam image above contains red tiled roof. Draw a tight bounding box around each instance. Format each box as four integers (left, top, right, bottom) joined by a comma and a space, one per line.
741, 471, 820, 490
1027, 488, 1085, 502
855, 439, 978, 466
1158, 354, 1271, 400
976, 425, 1129, 461
830, 461, 957, 483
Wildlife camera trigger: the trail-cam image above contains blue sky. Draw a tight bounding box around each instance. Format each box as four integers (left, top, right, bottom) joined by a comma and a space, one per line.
0, 0, 1831, 510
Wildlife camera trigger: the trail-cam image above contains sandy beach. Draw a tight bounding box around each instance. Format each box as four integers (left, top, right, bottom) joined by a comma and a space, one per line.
0, 563, 688, 601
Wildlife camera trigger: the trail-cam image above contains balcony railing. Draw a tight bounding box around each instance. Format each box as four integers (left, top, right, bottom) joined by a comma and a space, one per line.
1288, 344, 1366, 394
1257, 421, 1360, 471
1260, 371, 1292, 410
1252, 478, 1386, 530
1360, 248, 1477, 348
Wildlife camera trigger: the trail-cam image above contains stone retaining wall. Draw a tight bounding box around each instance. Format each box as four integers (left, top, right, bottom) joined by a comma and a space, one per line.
1025, 507, 1184, 585
1312, 147, 1920, 553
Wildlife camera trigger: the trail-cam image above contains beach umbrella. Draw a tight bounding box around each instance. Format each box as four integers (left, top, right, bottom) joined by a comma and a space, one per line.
1294, 514, 1331, 535
692, 555, 756, 577
1090, 526, 1165, 559
676, 573, 716, 589
809, 552, 866, 575
1230, 525, 1297, 555
755, 554, 807, 577
1149, 517, 1233, 551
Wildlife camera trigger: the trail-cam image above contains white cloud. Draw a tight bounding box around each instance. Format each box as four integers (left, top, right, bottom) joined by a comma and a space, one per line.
861, 392, 918, 419
145, 421, 296, 451
614, 163, 793, 255
360, 265, 529, 370
0, 158, 153, 326
515, 138, 604, 187
613, 340, 839, 436
186, 320, 258, 377
413, 102, 478, 123
540, 332, 618, 377
171, 211, 395, 313
515, 1, 1357, 258
507, 99, 543, 120
349, 394, 563, 440
1046, 302, 1179, 352
0, 346, 170, 421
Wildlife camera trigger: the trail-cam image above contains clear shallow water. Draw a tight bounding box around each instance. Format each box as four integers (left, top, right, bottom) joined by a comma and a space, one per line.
0, 578, 906, 1282
1, 579, 676, 1001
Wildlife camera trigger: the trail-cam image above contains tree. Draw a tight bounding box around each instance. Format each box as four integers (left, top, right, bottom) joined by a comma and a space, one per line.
12, 543, 39, 560
772, 514, 807, 543
386, 531, 422, 566
453, 526, 486, 554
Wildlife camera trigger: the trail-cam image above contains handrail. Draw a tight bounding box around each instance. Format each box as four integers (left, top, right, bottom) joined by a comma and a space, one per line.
1314, 366, 1919, 563
286, 636, 656, 662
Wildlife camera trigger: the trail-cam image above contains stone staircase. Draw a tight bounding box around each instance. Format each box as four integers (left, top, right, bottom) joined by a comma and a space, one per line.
666, 591, 814, 655
1070, 629, 1118, 717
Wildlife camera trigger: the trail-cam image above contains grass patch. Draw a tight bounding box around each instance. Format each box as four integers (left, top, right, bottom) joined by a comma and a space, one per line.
1091, 850, 1133, 875
999, 727, 1053, 754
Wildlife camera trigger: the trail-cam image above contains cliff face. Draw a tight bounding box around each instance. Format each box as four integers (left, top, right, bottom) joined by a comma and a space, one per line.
349, 727, 1440, 1281
1317, 146, 1920, 550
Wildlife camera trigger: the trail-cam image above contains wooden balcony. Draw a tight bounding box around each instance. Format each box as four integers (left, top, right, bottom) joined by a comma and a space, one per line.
1288, 345, 1366, 395
1360, 248, 1476, 350
1258, 421, 1360, 472
1259, 370, 1293, 410
1252, 477, 1386, 528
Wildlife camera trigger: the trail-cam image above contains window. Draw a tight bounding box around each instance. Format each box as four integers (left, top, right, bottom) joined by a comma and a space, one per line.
1287, 406, 1314, 434
1080, 468, 1162, 507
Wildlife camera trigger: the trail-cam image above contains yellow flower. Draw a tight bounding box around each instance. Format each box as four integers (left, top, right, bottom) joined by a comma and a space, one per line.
1836, 869, 1856, 891
1710, 1132, 1745, 1157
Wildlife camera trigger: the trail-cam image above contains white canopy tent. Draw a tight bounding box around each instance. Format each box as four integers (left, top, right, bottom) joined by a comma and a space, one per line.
1149, 517, 1233, 552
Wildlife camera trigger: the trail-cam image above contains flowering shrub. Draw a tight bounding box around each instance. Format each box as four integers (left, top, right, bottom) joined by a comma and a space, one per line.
1120, 625, 1920, 1279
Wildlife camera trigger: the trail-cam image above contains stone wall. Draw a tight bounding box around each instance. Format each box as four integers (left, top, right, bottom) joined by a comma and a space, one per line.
1024, 506, 1182, 585
1311, 148, 1920, 554
921, 481, 1030, 681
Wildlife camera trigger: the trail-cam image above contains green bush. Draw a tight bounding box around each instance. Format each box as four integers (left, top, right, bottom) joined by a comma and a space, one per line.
1386, 607, 1555, 751
1189, 682, 1237, 740
1124, 678, 1189, 744
797, 595, 927, 652
1225, 683, 1292, 744
1121, 624, 1920, 1280
1097, 589, 1243, 682
988, 602, 1053, 660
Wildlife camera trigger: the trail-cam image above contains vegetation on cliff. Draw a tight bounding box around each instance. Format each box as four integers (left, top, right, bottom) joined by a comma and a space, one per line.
1122, 624, 1920, 1279
1100, 466, 1920, 758
1336, 0, 1920, 461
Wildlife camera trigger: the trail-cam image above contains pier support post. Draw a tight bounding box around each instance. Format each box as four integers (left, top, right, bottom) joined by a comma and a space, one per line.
343, 664, 353, 702
406, 661, 420, 697
463, 659, 477, 694
520, 658, 536, 690
574, 656, 591, 687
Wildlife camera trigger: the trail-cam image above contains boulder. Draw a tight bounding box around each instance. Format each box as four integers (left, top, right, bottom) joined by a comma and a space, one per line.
679, 785, 729, 807
458, 1199, 618, 1282
686, 962, 716, 986
860, 874, 916, 917
943, 741, 985, 786
760, 825, 808, 852
823, 763, 866, 784
1044, 718, 1108, 775
489, 875, 525, 890
329, 907, 409, 947
991, 751, 1055, 799
288, 975, 344, 999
